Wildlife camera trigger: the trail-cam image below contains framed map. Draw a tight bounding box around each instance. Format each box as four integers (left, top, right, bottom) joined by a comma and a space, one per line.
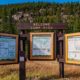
30, 32, 54, 60
65, 33, 80, 64
0, 33, 18, 64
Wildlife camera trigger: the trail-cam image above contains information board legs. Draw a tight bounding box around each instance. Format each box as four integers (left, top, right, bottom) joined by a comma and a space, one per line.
19, 51, 26, 80
19, 30, 26, 80
59, 62, 64, 78
58, 31, 64, 78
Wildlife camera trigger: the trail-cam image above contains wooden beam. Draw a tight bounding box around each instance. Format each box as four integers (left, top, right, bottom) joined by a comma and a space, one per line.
17, 23, 66, 30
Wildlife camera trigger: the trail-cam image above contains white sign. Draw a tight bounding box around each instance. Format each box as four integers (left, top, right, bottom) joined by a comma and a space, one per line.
68, 36, 80, 61
20, 57, 24, 62
32, 36, 51, 56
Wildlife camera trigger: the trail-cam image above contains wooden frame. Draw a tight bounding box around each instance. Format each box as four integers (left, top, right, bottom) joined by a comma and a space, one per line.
30, 32, 54, 60
0, 33, 18, 64
65, 33, 80, 64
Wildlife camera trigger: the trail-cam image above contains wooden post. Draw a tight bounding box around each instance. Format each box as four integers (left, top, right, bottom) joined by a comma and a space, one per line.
19, 30, 26, 80
58, 31, 64, 78
54, 30, 57, 59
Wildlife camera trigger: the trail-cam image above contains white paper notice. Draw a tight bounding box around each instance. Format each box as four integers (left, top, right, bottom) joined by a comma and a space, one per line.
20, 57, 24, 62
32, 35, 51, 56
68, 36, 80, 61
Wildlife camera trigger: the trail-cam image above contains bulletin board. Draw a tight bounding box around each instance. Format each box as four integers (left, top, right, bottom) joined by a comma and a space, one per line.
0, 33, 18, 64
30, 32, 54, 60
65, 33, 80, 64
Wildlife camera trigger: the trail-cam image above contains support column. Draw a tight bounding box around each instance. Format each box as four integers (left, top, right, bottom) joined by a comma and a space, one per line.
19, 30, 26, 80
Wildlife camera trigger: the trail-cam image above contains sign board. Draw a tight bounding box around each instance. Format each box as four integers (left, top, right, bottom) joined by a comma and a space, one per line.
20, 57, 25, 62
65, 33, 80, 64
30, 32, 54, 60
0, 33, 18, 64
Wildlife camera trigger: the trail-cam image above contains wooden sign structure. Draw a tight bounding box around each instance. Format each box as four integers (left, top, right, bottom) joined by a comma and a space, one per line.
30, 32, 54, 60
17, 23, 66, 79
0, 33, 18, 64
65, 33, 80, 64
0, 23, 66, 80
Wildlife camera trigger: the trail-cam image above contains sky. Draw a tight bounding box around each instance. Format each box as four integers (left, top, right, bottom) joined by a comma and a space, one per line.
0, 0, 80, 5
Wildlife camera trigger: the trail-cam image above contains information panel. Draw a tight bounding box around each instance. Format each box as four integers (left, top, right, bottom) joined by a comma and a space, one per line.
0, 33, 18, 64
65, 33, 80, 64
30, 32, 54, 60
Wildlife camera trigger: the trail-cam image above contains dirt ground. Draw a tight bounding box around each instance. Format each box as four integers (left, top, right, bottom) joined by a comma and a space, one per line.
26, 60, 80, 80
0, 61, 80, 80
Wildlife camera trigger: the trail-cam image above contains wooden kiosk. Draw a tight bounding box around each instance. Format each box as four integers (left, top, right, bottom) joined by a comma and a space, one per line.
17, 22, 66, 80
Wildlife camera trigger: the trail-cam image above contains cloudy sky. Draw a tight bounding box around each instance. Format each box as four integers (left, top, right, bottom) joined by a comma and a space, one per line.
0, 0, 80, 5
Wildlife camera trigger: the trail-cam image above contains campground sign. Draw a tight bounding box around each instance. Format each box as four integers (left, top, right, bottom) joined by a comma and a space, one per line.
1, 23, 80, 79
2, 23, 78, 79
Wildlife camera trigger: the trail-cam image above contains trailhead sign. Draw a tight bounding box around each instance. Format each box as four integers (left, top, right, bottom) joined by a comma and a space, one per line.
30, 32, 54, 60
0, 33, 18, 64
65, 33, 80, 64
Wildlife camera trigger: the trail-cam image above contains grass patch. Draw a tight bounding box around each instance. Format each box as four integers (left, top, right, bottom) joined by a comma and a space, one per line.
0, 61, 80, 80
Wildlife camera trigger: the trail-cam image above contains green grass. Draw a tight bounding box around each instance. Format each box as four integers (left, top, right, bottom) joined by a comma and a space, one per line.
0, 73, 19, 80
